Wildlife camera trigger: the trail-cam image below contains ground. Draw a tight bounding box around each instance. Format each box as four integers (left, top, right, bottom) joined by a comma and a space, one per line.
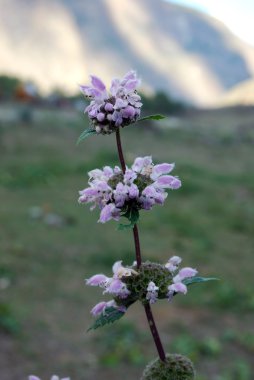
0, 103, 254, 380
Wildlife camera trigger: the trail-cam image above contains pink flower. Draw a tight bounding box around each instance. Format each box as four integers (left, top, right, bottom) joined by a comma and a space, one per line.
104, 278, 130, 298
146, 281, 159, 304
174, 267, 198, 282
124, 168, 137, 184
85, 274, 109, 286
132, 156, 153, 173
99, 204, 121, 223
91, 301, 108, 316
114, 183, 129, 207
168, 282, 187, 295
112, 260, 138, 278
155, 175, 181, 190
91, 300, 126, 317
128, 183, 139, 199
150, 163, 175, 180
165, 256, 182, 272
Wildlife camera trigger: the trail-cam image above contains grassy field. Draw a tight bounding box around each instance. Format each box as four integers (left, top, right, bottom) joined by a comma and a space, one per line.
0, 103, 254, 380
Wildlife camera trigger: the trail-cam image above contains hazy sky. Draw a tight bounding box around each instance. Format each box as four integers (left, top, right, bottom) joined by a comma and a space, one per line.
169, 0, 254, 46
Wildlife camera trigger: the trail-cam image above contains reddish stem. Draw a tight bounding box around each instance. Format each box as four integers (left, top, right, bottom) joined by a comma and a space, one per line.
116, 129, 126, 174
144, 303, 166, 362
115, 128, 166, 362
133, 224, 142, 269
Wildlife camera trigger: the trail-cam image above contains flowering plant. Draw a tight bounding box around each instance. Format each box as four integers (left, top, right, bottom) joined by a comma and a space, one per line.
77, 71, 216, 379
29, 71, 216, 380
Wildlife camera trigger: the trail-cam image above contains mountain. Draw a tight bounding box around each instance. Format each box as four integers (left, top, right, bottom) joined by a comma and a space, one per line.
217, 78, 254, 107
1, 0, 254, 106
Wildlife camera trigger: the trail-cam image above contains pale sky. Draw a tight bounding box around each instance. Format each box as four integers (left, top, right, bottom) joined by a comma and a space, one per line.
169, 0, 254, 46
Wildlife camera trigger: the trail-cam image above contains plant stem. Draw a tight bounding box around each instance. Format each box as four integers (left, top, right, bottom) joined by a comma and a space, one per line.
144, 303, 166, 362
115, 128, 166, 362
133, 224, 142, 269
116, 129, 126, 174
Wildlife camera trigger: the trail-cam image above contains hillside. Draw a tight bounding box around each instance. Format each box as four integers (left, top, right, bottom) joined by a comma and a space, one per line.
1, 0, 254, 105
217, 78, 254, 106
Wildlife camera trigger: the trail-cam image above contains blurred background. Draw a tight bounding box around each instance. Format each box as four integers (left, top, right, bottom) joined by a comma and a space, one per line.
0, 0, 254, 379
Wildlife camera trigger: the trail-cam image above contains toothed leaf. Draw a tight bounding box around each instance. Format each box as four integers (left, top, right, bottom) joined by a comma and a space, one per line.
88, 307, 125, 331
183, 276, 218, 286
138, 114, 166, 122
77, 128, 96, 144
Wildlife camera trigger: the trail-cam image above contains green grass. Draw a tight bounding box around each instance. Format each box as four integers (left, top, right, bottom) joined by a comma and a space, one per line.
0, 105, 254, 379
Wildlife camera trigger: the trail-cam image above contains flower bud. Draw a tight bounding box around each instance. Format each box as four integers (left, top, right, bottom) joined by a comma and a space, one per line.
141, 354, 195, 380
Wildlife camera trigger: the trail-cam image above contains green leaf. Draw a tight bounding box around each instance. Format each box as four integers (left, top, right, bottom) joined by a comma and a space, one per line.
130, 207, 139, 225
138, 114, 166, 122
117, 208, 139, 231
87, 307, 125, 331
117, 222, 133, 231
183, 276, 219, 286
77, 128, 96, 144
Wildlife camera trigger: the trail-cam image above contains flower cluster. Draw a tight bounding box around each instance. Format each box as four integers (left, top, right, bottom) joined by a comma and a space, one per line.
86, 256, 197, 317
80, 71, 142, 134
86, 260, 138, 316
78, 156, 181, 223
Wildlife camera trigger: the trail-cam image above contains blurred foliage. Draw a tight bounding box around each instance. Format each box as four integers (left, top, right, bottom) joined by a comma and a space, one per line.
0, 302, 19, 335
141, 90, 185, 114
0, 75, 21, 100
97, 322, 147, 367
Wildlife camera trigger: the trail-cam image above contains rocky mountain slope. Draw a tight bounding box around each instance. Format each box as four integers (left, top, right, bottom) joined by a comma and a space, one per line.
1, 0, 254, 105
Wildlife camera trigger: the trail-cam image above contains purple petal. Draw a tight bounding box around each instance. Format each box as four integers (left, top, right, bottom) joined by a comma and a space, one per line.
132, 156, 152, 172
124, 168, 137, 184
91, 301, 107, 316
105, 102, 114, 112
99, 204, 120, 223
124, 79, 139, 91
150, 163, 175, 180
142, 185, 157, 197
103, 166, 114, 178
86, 274, 108, 286
88, 169, 104, 179
97, 112, 105, 122
128, 184, 139, 199
155, 175, 181, 189
139, 196, 154, 210
110, 78, 120, 96
122, 105, 135, 118
178, 267, 198, 280
107, 279, 124, 293
80, 85, 101, 98
169, 256, 182, 265
168, 282, 187, 294
90, 75, 106, 91
112, 260, 123, 275
122, 70, 137, 82
114, 98, 128, 109
29, 377, 41, 380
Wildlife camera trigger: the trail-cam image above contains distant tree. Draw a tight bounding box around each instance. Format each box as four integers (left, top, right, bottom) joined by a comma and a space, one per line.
0, 75, 21, 100
141, 90, 184, 114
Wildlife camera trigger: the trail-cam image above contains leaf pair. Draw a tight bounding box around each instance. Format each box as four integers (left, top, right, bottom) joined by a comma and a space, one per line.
77, 114, 165, 144
118, 207, 139, 231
